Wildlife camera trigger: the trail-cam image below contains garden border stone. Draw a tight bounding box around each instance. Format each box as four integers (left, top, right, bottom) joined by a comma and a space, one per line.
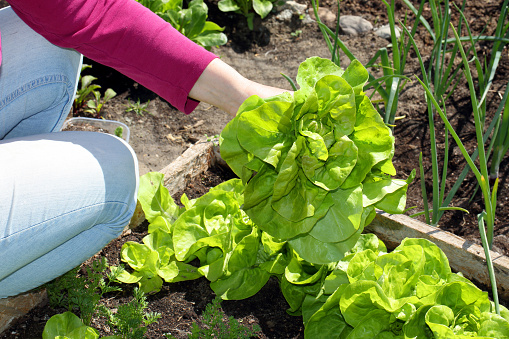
0, 289, 47, 334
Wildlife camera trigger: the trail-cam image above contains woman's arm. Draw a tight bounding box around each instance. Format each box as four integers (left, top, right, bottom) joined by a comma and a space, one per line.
8, 0, 217, 113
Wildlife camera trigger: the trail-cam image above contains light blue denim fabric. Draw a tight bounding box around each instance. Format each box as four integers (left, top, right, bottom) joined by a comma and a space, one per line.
0, 7, 139, 298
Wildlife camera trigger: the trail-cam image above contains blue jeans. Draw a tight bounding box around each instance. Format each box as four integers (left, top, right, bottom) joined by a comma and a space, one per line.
0, 7, 139, 298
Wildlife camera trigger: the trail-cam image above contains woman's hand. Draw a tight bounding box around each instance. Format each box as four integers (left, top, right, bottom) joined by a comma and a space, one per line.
188, 58, 290, 117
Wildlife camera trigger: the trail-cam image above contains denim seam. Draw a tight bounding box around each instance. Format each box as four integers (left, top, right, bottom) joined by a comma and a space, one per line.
1, 200, 132, 240
0, 74, 73, 111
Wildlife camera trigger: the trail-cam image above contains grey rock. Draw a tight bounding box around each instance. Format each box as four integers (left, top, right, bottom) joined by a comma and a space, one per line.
276, 8, 294, 21
301, 13, 315, 25
375, 24, 401, 40
339, 15, 373, 35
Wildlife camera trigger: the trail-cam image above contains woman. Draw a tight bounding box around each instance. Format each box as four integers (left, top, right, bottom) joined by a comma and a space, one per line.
0, 0, 287, 298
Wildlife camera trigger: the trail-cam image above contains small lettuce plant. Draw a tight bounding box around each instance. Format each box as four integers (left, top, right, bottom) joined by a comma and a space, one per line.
42, 311, 111, 339
136, 0, 227, 50
115, 173, 288, 299
302, 238, 509, 338
111, 172, 200, 294
218, 0, 281, 30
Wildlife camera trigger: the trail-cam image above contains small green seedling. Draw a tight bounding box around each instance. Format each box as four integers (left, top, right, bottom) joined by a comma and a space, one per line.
84, 88, 117, 118
104, 287, 161, 339
204, 133, 220, 146
74, 64, 101, 113
165, 297, 260, 339
218, 0, 279, 30
290, 29, 302, 39
115, 126, 124, 139
125, 98, 150, 116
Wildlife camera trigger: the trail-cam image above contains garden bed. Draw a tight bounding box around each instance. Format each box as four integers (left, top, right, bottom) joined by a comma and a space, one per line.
0, 143, 307, 339
1, 0, 509, 337
4, 138, 508, 338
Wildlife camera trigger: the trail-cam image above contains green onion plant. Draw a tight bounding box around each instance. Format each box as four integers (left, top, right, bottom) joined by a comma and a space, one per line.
401, 10, 500, 242
404, 0, 469, 226
405, 0, 509, 226
407, 19, 504, 314
430, 0, 509, 226
490, 89, 509, 181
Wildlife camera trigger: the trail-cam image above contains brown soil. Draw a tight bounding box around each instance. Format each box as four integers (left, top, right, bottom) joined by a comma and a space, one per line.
2, 0, 509, 338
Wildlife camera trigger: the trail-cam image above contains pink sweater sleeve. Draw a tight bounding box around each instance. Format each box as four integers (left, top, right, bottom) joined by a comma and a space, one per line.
7, 0, 218, 113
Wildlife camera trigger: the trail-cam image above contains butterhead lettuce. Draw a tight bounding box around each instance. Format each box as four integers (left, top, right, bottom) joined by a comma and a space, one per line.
220, 57, 414, 264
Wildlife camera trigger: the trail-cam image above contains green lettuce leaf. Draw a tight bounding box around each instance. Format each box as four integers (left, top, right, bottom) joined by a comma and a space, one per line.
137, 172, 181, 224
43, 312, 100, 339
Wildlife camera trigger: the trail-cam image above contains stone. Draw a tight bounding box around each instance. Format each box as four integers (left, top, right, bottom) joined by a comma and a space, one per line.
301, 14, 315, 25
276, 1, 314, 25
317, 7, 337, 30
339, 15, 373, 35
0, 289, 47, 334
375, 24, 401, 40
276, 8, 293, 22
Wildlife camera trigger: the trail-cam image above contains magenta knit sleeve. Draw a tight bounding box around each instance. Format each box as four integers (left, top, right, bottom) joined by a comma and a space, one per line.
8, 0, 218, 114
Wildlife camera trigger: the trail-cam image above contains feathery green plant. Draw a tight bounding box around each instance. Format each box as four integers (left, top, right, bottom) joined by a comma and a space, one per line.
46, 258, 122, 326
104, 287, 161, 339
166, 297, 260, 338
125, 98, 150, 116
